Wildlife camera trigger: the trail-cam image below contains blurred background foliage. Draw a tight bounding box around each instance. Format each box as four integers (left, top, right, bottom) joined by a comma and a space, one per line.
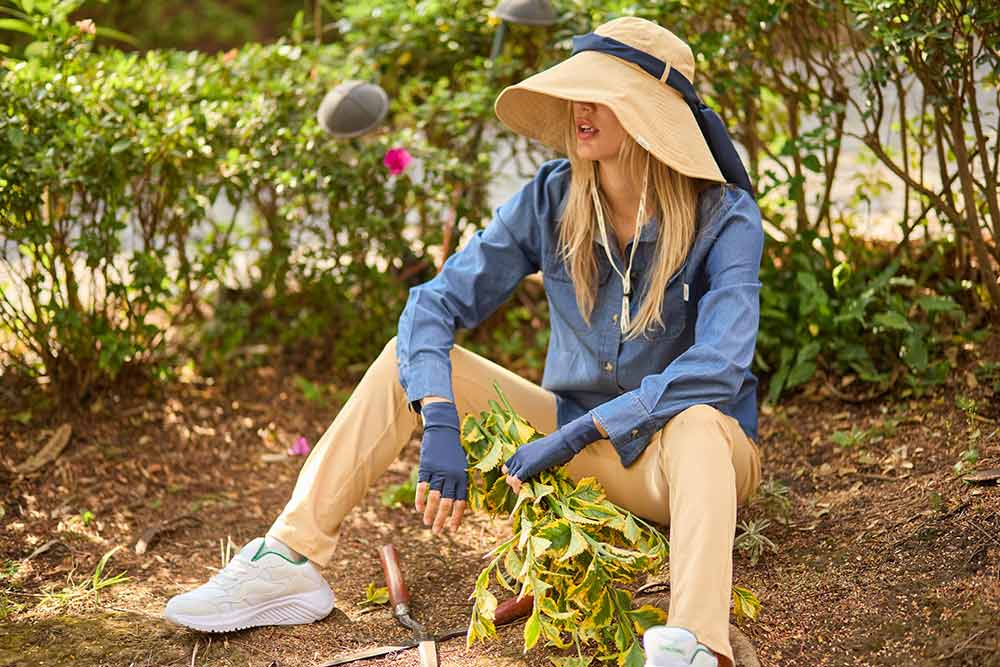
0, 0, 997, 408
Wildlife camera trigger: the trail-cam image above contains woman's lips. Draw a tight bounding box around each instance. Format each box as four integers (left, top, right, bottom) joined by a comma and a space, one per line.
577, 126, 599, 141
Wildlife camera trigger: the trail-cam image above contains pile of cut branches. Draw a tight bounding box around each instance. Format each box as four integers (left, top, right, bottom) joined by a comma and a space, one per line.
460, 382, 759, 667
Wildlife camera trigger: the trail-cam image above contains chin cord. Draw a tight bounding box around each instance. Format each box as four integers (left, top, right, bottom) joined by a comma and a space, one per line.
591, 149, 651, 335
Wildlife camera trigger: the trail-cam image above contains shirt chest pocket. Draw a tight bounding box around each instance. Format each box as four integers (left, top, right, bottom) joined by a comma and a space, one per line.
643, 276, 688, 340
542, 253, 613, 333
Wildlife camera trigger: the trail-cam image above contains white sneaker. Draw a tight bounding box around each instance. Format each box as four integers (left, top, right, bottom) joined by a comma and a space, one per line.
164, 537, 335, 632
643, 626, 719, 667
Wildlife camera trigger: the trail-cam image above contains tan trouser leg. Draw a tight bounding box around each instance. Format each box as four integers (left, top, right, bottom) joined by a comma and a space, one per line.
267, 336, 558, 565
564, 404, 762, 667
268, 337, 761, 665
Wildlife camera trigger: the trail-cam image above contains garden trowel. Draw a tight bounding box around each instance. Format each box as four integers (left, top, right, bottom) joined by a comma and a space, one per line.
314, 543, 533, 667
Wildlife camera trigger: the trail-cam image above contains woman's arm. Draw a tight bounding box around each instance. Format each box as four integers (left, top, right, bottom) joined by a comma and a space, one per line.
396, 159, 568, 414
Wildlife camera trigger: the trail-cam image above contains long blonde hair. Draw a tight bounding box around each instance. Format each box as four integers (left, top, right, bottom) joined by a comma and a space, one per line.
557, 101, 708, 340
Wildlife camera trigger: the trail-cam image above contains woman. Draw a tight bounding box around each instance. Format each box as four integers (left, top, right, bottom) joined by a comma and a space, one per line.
165, 16, 763, 667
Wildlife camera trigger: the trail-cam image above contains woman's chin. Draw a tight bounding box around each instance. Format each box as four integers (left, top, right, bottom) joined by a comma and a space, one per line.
573, 143, 611, 161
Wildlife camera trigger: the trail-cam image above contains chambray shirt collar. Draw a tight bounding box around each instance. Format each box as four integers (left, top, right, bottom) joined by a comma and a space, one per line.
592, 214, 660, 251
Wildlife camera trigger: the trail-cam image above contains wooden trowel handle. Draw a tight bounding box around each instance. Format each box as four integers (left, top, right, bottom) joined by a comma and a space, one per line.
494, 594, 534, 625
378, 544, 411, 611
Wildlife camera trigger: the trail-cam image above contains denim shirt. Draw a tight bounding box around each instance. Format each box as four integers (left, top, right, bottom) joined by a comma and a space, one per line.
396, 158, 763, 468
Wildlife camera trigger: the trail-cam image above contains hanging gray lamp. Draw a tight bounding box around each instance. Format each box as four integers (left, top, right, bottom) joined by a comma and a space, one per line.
494, 0, 558, 25
489, 0, 558, 61
317, 80, 390, 138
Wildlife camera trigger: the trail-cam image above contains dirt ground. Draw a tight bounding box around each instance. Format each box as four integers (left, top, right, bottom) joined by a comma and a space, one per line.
1, 333, 998, 667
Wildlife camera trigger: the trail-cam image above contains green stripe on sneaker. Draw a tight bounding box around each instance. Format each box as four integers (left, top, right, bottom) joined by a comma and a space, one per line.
251, 540, 308, 565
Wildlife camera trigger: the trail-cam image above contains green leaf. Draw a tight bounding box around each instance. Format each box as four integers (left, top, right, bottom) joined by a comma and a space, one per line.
475, 437, 505, 472
559, 524, 589, 562
0, 18, 35, 35
873, 310, 912, 332
529, 536, 553, 558
478, 586, 498, 620
462, 415, 485, 443
363, 581, 389, 605
628, 604, 667, 633
512, 417, 536, 443
523, 608, 542, 652
618, 638, 644, 667
623, 514, 640, 544
591, 588, 614, 627
94, 25, 137, 46
549, 656, 594, 667
732, 585, 761, 621
916, 295, 959, 313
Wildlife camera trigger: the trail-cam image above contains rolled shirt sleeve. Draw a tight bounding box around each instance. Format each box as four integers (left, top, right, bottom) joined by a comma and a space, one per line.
590, 190, 764, 467
395, 160, 562, 413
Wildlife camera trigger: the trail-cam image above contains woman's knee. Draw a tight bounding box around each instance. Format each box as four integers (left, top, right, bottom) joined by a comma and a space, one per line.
660, 404, 733, 460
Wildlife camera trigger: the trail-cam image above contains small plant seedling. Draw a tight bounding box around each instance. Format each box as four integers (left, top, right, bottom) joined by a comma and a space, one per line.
358, 582, 389, 607
831, 426, 868, 449
753, 478, 793, 521
953, 448, 979, 476
734, 519, 779, 565
41, 545, 130, 608
380, 466, 419, 508
293, 375, 327, 405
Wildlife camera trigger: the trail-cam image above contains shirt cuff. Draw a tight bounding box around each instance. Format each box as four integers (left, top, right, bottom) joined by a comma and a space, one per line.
590, 392, 656, 465
397, 355, 455, 415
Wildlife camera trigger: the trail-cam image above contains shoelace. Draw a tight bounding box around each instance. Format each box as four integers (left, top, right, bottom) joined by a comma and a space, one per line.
591, 149, 651, 335
208, 556, 251, 588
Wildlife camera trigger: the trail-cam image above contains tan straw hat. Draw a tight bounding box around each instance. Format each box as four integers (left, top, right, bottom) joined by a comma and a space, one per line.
494, 16, 725, 184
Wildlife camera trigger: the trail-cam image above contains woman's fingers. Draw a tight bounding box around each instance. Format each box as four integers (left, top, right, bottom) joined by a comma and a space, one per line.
422, 488, 442, 526
504, 474, 522, 495
432, 496, 454, 534
449, 500, 467, 533
415, 481, 429, 512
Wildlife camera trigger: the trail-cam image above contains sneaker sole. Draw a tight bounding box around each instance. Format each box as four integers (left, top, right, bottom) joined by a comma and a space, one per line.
164, 587, 335, 632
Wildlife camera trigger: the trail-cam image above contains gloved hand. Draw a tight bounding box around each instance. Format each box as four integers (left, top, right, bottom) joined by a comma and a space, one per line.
417, 401, 469, 502
501, 412, 602, 489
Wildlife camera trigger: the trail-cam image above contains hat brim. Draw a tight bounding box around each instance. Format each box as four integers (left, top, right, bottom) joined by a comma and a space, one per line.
494, 50, 724, 183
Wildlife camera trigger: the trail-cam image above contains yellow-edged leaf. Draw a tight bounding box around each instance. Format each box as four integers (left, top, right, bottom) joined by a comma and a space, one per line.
732, 585, 761, 621
524, 608, 542, 652
559, 524, 589, 562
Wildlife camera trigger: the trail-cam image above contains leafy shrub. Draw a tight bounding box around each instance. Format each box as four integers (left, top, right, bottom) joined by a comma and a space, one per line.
757, 229, 966, 402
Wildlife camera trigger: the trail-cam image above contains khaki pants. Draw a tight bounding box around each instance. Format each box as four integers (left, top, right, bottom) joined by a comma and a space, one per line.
268, 337, 761, 666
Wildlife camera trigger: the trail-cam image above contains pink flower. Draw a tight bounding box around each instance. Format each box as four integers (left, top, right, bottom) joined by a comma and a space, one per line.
383, 147, 412, 175
288, 436, 311, 456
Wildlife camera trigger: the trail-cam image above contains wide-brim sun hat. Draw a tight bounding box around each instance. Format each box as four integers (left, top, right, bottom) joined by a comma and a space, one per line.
494, 16, 725, 184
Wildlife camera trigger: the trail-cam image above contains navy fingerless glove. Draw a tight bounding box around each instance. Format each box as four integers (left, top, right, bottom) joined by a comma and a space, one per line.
417, 401, 469, 501
503, 412, 602, 483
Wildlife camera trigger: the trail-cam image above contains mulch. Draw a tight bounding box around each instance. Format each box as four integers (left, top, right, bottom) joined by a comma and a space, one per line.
1, 333, 998, 666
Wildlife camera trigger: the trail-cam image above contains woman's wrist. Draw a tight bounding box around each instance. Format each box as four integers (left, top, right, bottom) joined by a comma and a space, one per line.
591, 414, 608, 438
420, 395, 452, 408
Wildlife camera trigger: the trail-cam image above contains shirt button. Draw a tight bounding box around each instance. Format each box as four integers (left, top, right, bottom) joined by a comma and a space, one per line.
603, 361, 614, 372
630, 428, 639, 437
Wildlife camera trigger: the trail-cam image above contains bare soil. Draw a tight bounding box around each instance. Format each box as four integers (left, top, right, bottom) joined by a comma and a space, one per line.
1, 334, 998, 667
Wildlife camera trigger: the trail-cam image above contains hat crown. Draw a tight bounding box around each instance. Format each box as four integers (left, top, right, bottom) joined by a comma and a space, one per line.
594, 16, 695, 82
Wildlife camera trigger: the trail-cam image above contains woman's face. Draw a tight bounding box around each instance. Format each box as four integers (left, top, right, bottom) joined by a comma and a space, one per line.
571, 100, 627, 161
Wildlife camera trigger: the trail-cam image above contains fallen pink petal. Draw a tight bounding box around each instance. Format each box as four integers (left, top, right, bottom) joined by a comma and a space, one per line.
383, 147, 412, 175
288, 436, 311, 456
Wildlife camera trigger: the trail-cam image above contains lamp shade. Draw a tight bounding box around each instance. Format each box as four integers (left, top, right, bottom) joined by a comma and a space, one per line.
493, 0, 558, 26
317, 80, 390, 138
